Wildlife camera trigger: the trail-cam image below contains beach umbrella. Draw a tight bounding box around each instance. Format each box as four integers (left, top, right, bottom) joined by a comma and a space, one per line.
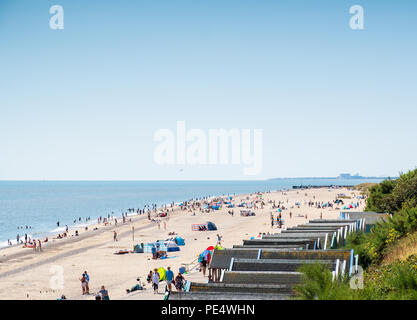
200, 250, 212, 262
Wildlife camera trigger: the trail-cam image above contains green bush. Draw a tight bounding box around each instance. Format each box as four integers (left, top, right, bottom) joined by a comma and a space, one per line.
294, 263, 358, 300
345, 207, 417, 266
366, 169, 417, 213
294, 258, 417, 300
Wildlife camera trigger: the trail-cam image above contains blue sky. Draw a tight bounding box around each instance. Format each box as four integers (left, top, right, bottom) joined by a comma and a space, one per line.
1, 0, 416, 180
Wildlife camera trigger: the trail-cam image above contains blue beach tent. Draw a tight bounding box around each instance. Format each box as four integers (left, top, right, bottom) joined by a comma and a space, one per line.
175, 236, 185, 246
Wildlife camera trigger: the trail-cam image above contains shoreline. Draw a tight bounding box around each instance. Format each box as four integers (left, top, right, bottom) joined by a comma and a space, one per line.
0, 189, 282, 250
0, 186, 366, 300
0, 179, 383, 246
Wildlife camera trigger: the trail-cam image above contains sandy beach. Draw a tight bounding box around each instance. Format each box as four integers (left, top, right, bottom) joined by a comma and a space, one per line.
0, 187, 365, 300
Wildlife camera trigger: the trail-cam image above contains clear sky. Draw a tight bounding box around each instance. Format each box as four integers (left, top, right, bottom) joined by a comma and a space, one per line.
1, 0, 416, 180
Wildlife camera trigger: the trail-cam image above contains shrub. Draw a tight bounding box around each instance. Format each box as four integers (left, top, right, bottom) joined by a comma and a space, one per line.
294, 263, 358, 300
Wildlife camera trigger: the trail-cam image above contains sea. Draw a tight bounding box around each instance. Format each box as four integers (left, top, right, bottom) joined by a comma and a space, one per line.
0, 178, 384, 247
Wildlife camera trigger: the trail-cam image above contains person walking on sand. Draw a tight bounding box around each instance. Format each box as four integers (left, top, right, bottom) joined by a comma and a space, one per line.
217, 234, 222, 245
166, 267, 174, 292
174, 272, 185, 292
33, 240, 37, 251
152, 268, 160, 294
113, 231, 118, 242
38, 239, 42, 251
200, 257, 207, 277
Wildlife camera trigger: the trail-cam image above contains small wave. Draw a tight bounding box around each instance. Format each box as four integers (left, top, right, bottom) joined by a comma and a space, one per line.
49, 227, 67, 233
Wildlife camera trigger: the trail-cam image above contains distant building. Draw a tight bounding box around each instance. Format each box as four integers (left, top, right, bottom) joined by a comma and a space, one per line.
339, 173, 351, 179
338, 173, 365, 179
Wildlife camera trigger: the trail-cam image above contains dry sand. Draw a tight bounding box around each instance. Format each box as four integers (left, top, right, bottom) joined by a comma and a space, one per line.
0, 187, 365, 300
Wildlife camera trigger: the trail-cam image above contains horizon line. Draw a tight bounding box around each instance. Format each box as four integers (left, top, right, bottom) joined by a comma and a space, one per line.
0, 176, 392, 182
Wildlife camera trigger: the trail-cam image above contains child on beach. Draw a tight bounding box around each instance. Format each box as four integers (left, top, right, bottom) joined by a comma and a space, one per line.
217, 234, 222, 245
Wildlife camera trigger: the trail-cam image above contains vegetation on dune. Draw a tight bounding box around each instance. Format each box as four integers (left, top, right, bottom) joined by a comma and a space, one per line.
366, 169, 417, 213
354, 183, 378, 196
294, 253, 417, 300
294, 263, 358, 300
296, 168, 417, 300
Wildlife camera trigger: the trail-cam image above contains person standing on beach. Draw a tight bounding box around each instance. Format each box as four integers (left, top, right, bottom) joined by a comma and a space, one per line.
84, 271, 90, 294
200, 257, 207, 277
217, 234, 222, 245
38, 239, 42, 251
80, 274, 87, 295
113, 231, 118, 242
166, 267, 174, 292
174, 272, 185, 292
152, 268, 160, 294
33, 240, 36, 251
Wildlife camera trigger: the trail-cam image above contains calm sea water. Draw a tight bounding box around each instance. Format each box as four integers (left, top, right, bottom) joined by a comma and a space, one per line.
0, 179, 384, 246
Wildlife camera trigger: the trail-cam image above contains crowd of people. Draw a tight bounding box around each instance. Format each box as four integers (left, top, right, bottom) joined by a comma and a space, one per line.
147, 267, 186, 294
